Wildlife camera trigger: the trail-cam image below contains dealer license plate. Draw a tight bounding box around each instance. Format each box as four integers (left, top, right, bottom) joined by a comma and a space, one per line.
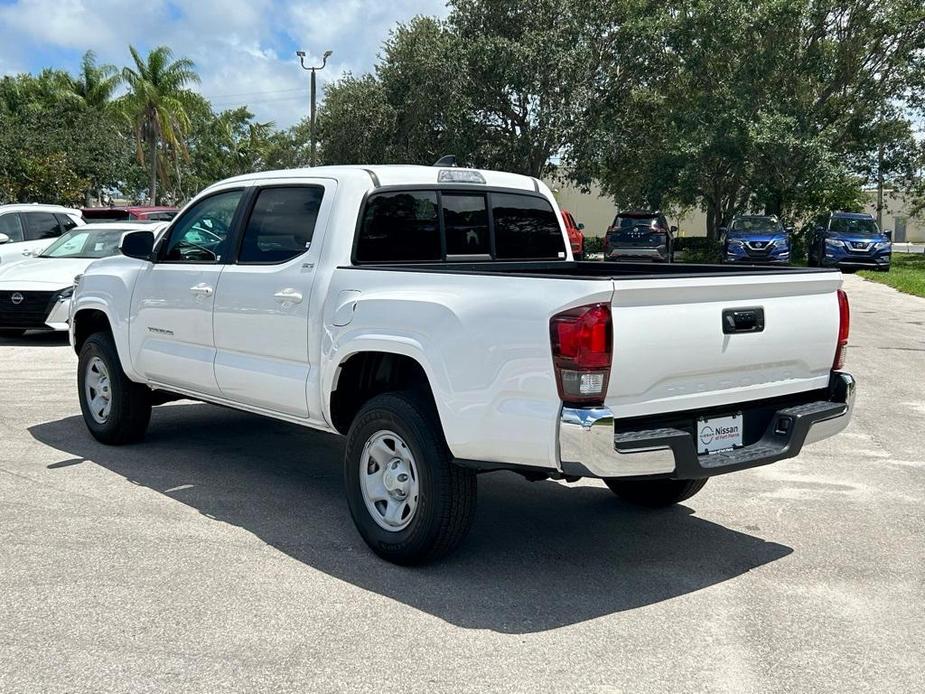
697, 413, 743, 455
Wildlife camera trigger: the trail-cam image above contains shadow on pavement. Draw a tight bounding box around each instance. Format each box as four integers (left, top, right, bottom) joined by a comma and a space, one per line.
30, 402, 792, 634
0, 331, 69, 348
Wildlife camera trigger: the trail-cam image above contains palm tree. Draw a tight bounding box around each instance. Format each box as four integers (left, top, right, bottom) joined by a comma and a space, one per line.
120, 45, 199, 204
69, 51, 121, 109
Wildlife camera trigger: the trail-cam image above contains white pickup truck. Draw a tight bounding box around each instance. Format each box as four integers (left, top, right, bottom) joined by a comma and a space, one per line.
70, 165, 855, 564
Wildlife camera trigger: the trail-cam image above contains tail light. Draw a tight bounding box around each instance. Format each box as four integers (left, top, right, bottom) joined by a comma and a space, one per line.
833, 289, 850, 370
550, 303, 613, 405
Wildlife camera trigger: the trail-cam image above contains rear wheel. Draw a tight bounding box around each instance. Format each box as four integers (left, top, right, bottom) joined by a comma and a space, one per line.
0, 329, 26, 337
605, 478, 708, 507
344, 392, 477, 564
78, 332, 152, 445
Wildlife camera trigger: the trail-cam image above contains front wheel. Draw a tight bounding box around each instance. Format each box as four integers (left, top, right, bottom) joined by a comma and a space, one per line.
78, 332, 152, 445
604, 478, 708, 507
344, 392, 477, 564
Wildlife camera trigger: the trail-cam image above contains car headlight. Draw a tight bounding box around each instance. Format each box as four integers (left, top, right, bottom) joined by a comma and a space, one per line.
875, 241, 891, 250
727, 239, 744, 250
57, 286, 74, 301
772, 238, 789, 250
824, 238, 843, 249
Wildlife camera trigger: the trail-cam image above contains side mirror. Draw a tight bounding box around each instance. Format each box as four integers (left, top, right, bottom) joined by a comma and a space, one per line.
0, 233, 9, 245
670, 225, 678, 233
884, 230, 893, 241
577, 222, 585, 230
120, 230, 155, 260
785, 226, 794, 234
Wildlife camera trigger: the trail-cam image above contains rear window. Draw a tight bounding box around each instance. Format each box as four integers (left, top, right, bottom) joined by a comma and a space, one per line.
492, 193, 564, 259
443, 193, 490, 256
356, 191, 441, 262
355, 189, 565, 263
83, 209, 131, 221
612, 215, 657, 229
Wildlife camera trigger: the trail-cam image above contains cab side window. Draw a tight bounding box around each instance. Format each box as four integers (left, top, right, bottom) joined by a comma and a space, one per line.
238, 186, 324, 264
161, 190, 243, 263
23, 212, 62, 240
0, 213, 25, 243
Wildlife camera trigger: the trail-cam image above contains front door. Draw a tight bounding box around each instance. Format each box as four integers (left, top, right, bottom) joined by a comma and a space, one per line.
129, 188, 245, 396
212, 181, 334, 418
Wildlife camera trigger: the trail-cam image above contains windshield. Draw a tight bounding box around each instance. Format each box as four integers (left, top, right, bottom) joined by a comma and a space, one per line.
40, 227, 131, 258
829, 217, 879, 235
729, 217, 781, 234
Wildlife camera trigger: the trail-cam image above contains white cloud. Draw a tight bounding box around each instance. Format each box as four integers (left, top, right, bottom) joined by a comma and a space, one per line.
0, 0, 451, 126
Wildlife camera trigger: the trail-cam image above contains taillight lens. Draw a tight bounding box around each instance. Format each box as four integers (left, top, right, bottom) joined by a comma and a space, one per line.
834, 289, 850, 370
550, 303, 613, 405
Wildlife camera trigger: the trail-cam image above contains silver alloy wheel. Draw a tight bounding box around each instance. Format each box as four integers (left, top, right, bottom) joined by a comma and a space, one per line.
84, 356, 113, 424
360, 430, 420, 532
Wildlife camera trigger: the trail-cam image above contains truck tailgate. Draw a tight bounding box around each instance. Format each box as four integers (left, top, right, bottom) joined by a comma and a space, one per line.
606, 271, 843, 418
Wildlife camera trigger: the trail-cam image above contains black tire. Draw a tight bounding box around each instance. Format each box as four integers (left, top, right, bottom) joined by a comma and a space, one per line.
878, 265, 891, 273
807, 250, 818, 267
604, 478, 708, 508
78, 332, 152, 445
0, 329, 26, 337
344, 392, 477, 565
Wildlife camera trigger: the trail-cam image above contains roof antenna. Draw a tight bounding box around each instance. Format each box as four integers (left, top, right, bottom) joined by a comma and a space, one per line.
433, 155, 458, 167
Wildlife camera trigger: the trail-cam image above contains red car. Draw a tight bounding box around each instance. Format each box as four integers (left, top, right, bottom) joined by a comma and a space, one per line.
81, 206, 178, 222
561, 209, 585, 259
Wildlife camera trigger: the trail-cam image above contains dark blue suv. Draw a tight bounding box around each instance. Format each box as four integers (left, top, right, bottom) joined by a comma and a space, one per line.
722, 215, 792, 264
807, 212, 891, 272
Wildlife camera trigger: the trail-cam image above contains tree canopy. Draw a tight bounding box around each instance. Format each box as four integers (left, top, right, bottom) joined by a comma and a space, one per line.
1, 0, 923, 233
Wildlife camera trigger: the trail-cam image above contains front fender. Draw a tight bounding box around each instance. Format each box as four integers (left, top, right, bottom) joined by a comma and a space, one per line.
71, 262, 143, 382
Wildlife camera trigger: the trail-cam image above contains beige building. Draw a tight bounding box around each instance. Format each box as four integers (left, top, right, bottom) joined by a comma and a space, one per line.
545, 179, 925, 241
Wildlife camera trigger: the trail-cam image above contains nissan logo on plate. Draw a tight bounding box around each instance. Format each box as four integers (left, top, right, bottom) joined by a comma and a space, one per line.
11, 292, 23, 305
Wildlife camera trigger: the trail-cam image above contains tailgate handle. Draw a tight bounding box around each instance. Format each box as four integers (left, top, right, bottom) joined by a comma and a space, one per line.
723, 307, 764, 334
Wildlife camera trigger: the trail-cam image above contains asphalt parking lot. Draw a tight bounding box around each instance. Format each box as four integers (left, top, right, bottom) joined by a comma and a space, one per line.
1, 274, 923, 693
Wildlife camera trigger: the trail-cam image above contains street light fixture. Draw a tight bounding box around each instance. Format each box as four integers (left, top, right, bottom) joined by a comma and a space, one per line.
296, 49, 333, 167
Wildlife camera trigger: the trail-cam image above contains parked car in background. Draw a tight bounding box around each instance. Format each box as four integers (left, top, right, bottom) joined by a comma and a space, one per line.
807, 211, 891, 272
0, 204, 84, 267
81, 206, 178, 223
561, 209, 585, 260
70, 164, 854, 564
0, 222, 167, 337
604, 211, 675, 262
721, 215, 792, 264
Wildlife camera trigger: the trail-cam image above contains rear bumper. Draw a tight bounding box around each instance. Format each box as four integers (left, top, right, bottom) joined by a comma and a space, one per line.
558, 372, 855, 480
606, 247, 669, 262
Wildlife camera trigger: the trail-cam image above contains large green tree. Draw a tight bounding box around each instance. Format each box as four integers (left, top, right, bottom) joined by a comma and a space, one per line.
569, 0, 925, 236
120, 45, 199, 204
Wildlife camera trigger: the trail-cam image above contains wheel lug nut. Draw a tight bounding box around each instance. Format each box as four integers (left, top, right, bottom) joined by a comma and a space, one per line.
397, 473, 408, 482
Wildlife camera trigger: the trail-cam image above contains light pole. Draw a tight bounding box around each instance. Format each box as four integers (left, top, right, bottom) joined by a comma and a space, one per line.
296, 49, 333, 167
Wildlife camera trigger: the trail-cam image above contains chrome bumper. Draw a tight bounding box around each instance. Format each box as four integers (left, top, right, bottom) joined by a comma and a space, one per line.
558, 372, 856, 479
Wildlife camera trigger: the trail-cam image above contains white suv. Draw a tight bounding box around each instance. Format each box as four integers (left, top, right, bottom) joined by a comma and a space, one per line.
0, 204, 85, 266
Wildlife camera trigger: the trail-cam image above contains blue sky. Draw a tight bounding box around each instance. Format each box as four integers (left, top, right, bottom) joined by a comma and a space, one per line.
0, 0, 449, 127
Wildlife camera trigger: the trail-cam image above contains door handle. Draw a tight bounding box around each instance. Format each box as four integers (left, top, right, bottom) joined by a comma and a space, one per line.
274, 289, 303, 304
190, 283, 214, 296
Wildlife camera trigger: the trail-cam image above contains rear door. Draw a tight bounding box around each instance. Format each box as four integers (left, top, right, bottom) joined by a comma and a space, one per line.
605, 271, 843, 418
212, 180, 334, 418
129, 188, 246, 396
21, 211, 63, 257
